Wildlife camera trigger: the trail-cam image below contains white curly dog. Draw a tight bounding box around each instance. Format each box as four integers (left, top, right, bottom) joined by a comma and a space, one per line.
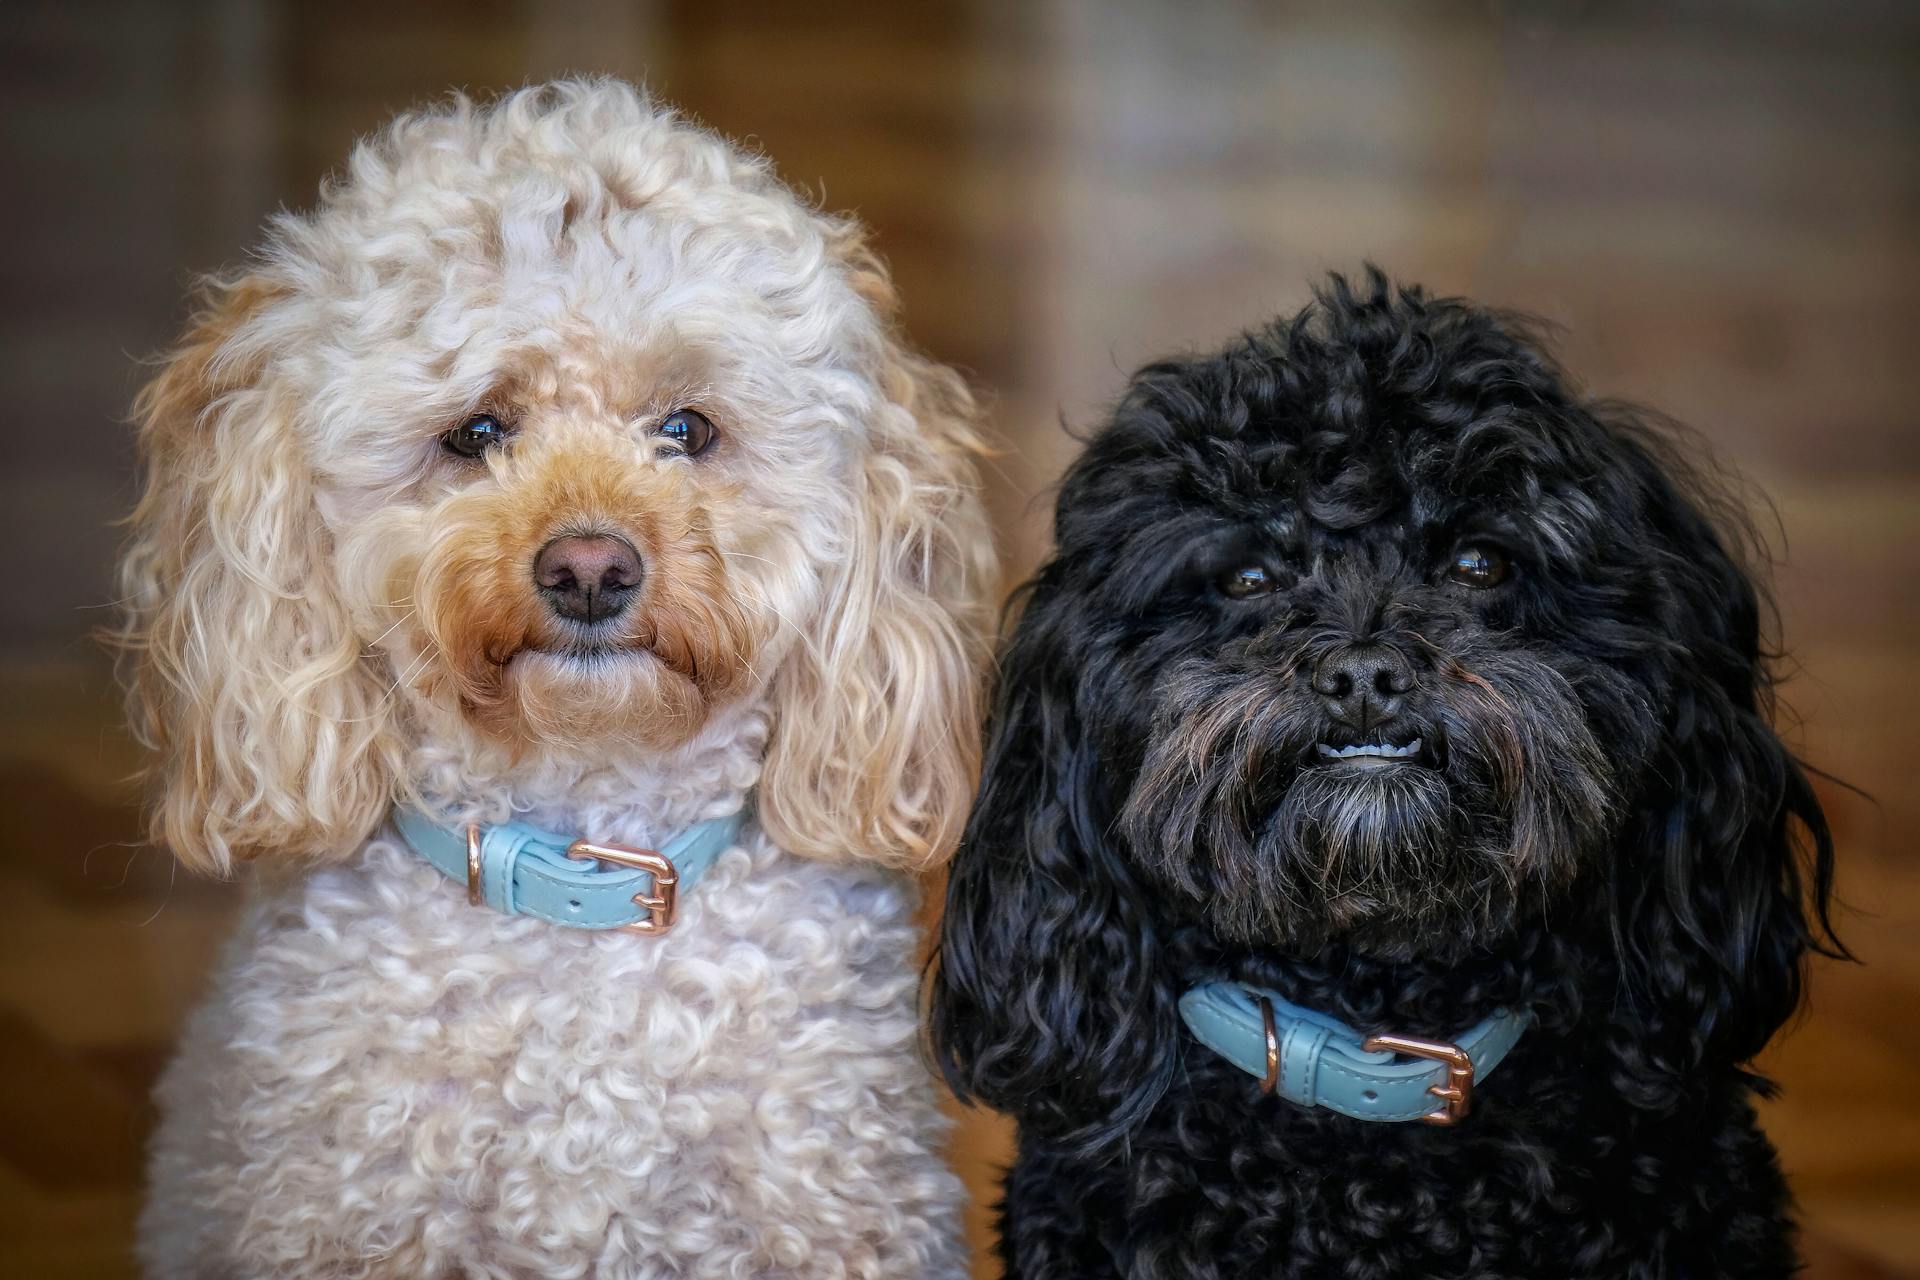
114, 80, 994, 1279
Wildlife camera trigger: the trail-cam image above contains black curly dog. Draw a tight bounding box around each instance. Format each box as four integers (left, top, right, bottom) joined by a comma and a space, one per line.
931, 271, 1840, 1279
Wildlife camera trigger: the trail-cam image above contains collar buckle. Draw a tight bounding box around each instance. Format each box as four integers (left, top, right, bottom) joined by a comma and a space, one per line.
1361, 1032, 1476, 1125
1257, 995, 1281, 1095
566, 838, 679, 935
464, 824, 484, 906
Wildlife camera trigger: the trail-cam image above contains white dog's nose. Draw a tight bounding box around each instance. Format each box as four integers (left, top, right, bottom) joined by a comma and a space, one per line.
534, 533, 644, 626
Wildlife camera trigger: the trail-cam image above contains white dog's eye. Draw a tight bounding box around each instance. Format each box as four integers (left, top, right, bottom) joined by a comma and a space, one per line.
654, 408, 717, 458
441, 413, 509, 459
1446, 544, 1512, 588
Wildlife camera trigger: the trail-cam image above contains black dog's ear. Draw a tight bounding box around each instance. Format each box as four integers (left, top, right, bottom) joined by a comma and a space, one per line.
929, 579, 1179, 1156
1604, 419, 1841, 1092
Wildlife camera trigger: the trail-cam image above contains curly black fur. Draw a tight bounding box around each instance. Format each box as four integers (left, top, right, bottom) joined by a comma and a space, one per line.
930, 270, 1841, 1279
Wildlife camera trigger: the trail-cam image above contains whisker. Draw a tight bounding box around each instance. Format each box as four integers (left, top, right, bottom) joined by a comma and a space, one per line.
366, 608, 419, 651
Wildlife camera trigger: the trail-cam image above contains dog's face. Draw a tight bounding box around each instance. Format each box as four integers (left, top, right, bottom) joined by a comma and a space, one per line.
1023, 285, 1723, 961
117, 82, 993, 873
321, 192, 843, 754
933, 275, 1834, 1150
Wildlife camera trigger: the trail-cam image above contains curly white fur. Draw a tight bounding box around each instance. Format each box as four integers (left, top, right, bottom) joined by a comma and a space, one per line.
115, 80, 992, 1278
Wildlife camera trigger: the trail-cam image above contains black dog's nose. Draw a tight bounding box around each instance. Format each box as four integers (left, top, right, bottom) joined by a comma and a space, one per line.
1311, 644, 1415, 730
534, 534, 643, 625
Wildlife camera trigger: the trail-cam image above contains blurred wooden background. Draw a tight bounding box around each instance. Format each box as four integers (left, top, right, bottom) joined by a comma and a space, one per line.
1, 1, 1915, 1275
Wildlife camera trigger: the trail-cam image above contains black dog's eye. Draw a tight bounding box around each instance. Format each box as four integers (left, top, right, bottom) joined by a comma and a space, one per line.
1218, 565, 1279, 599
1446, 544, 1512, 589
654, 408, 717, 458
441, 413, 509, 459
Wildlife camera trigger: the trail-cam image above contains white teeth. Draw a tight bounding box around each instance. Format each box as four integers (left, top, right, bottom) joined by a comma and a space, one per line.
1316, 738, 1422, 760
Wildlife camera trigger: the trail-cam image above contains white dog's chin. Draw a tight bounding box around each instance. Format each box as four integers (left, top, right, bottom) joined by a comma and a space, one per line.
501, 646, 710, 752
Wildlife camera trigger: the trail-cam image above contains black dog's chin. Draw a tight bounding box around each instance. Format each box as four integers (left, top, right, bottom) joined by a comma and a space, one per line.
1124, 750, 1513, 961
1263, 761, 1469, 952
1123, 654, 1618, 961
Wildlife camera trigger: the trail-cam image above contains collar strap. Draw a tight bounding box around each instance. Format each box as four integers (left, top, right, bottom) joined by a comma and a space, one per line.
391, 805, 747, 935
1179, 980, 1530, 1125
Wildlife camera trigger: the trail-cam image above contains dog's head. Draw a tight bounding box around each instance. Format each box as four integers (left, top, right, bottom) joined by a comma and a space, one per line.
114, 80, 993, 874
933, 270, 1836, 1149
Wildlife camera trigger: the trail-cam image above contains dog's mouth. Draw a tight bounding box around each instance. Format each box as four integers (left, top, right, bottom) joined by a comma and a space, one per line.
517, 613, 658, 662
1312, 734, 1432, 770
526, 632, 643, 658
526, 642, 641, 658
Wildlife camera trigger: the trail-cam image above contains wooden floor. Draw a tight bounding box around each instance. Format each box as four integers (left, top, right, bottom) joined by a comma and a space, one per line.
1, 1, 1915, 1275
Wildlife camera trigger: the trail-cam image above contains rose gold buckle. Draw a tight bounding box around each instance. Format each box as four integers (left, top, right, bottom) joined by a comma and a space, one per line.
1362, 1032, 1475, 1125
1256, 995, 1280, 1096
565, 839, 678, 935
465, 824, 484, 907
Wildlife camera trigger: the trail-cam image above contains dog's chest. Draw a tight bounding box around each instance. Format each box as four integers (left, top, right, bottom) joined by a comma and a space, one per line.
1060, 1057, 1790, 1280
223, 834, 923, 1112
160, 835, 957, 1274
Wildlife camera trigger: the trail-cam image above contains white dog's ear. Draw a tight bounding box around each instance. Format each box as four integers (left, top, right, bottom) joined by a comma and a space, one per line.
113, 275, 401, 875
758, 239, 997, 870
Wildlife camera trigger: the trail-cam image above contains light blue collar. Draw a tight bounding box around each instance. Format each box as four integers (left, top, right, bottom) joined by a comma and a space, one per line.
1179, 980, 1530, 1125
391, 804, 748, 936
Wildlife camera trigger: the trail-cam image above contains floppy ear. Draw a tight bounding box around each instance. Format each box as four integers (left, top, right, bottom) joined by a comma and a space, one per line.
929, 578, 1180, 1155
111, 275, 402, 875
1604, 426, 1840, 1086
757, 237, 995, 870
